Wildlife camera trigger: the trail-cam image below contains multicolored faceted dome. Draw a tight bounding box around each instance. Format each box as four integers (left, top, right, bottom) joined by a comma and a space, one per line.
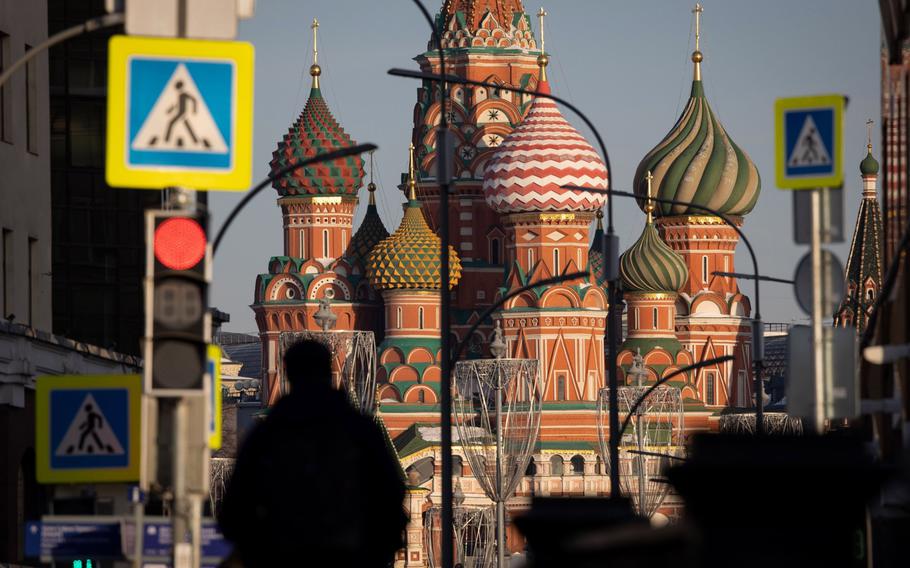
269, 84, 364, 197
632, 52, 760, 217
620, 221, 689, 294
367, 147, 462, 291
483, 78, 609, 213
347, 184, 389, 268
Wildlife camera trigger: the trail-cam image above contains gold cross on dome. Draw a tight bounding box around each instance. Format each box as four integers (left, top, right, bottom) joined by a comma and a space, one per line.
866, 118, 874, 150
537, 7, 547, 52
645, 170, 655, 223
692, 3, 704, 52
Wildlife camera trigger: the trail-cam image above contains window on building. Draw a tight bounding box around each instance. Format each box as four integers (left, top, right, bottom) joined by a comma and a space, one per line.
527, 249, 534, 267
634, 308, 639, 329
298, 230, 304, 258
418, 307, 425, 330
2, 229, 10, 318
341, 230, 346, 252
866, 288, 875, 302
490, 237, 501, 264
570, 455, 585, 475
737, 370, 747, 406
417, 389, 425, 403
549, 455, 564, 476
28, 237, 36, 326
0, 32, 9, 142
705, 371, 716, 405
652, 307, 658, 329
25, 44, 37, 154
553, 249, 560, 275
556, 372, 567, 401
396, 307, 402, 329
702, 256, 709, 284
322, 229, 329, 258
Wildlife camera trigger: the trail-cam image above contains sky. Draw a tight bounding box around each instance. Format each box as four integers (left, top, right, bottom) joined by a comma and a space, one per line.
208, 0, 882, 333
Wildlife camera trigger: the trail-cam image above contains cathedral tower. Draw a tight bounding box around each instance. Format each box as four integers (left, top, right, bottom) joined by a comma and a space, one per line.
632, 5, 761, 410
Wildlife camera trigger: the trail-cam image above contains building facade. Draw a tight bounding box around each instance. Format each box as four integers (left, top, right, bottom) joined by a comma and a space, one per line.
252, 0, 761, 561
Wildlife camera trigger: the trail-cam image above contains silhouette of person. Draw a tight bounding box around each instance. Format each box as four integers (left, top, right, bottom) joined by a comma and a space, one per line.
164, 80, 200, 146
78, 403, 104, 452
219, 340, 407, 568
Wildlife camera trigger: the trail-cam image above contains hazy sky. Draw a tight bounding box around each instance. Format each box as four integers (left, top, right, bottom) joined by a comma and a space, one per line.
209, 0, 882, 332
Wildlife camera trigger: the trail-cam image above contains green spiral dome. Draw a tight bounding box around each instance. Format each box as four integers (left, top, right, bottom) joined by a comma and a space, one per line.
620, 222, 689, 293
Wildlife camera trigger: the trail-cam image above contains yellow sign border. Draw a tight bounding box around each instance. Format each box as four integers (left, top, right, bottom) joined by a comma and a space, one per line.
105, 35, 254, 191
207, 344, 223, 450
774, 94, 844, 190
36, 374, 142, 484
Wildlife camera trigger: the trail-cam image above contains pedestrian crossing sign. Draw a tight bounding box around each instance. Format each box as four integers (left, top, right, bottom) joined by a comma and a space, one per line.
105, 36, 254, 191
775, 95, 844, 190
36, 375, 142, 483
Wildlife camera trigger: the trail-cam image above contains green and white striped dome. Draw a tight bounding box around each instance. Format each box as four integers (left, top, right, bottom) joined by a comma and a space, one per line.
620, 222, 689, 294
633, 80, 761, 217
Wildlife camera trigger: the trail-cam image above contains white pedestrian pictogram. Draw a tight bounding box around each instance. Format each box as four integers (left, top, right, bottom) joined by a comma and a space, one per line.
788, 115, 831, 168
131, 64, 228, 153
55, 393, 125, 457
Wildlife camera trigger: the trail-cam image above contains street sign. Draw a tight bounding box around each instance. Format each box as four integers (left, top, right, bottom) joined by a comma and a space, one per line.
36, 375, 142, 483
792, 187, 844, 244
207, 344, 222, 450
105, 35, 254, 191
787, 325, 859, 421
793, 249, 844, 317
775, 95, 845, 189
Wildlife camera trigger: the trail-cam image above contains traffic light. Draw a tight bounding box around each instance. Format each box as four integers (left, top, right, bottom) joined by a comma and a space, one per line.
144, 209, 211, 395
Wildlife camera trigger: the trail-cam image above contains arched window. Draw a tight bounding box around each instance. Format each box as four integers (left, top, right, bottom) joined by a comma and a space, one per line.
549, 455, 564, 476
702, 256, 709, 284
490, 238, 501, 264
866, 288, 875, 301
570, 455, 585, 475
418, 307, 425, 329
396, 307, 403, 329
417, 389, 426, 403
298, 230, 305, 258
556, 373, 567, 401
652, 307, 659, 329
705, 371, 716, 405
322, 229, 329, 258
553, 249, 560, 275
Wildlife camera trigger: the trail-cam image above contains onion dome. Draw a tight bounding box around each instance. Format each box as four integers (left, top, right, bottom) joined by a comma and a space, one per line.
860, 145, 879, 176
368, 145, 462, 291
347, 152, 389, 266
588, 209, 605, 284
269, 19, 364, 198
620, 174, 689, 293
632, 8, 760, 217
483, 55, 609, 213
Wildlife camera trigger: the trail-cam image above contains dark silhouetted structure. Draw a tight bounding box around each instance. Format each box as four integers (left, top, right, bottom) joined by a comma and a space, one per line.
219, 340, 406, 567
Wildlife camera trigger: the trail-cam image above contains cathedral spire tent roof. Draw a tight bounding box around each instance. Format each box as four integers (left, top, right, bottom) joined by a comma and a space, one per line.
482, 41, 609, 213
269, 19, 364, 198
367, 145, 463, 291
347, 151, 390, 267
632, 4, 760, 218
434, 0, 536, 50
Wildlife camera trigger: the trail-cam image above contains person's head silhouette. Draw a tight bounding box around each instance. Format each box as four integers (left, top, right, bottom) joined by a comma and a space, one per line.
284, 339, 332, 392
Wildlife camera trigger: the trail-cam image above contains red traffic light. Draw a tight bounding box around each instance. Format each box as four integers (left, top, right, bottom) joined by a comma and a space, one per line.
154, 217, 206, 270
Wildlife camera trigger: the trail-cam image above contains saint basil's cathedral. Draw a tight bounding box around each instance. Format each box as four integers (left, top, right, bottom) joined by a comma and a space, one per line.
246, 0, 882, 559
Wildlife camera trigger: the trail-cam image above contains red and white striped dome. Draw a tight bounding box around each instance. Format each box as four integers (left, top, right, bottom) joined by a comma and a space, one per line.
483, 84, 609, 213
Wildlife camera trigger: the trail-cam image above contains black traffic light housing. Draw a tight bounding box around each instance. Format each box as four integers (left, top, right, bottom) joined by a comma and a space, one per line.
144, 208, 211, 395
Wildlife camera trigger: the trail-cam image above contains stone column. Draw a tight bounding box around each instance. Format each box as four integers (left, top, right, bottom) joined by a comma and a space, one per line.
404, 480, 430, 568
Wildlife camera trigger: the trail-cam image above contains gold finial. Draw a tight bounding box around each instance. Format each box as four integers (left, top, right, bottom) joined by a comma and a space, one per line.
691, 3, 704, 81
595, 208, 604, 230
536, 7, 549, 82
866, 118, 874, 152
644, 170, 655, 223
368, 150, 377, 206
310, 18, 321, 88
407, 143, 418, 202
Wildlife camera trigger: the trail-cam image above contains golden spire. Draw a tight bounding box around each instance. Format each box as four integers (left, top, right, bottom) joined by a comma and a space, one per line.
866, 118, 874, 152
644, 170, 655, 223
691, 3, 704, 81
368, 150, 377, 206
310, 18, 321, 89
536, 7, 549, 82
596, 208, 604, 230
407, 143, 418, 202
